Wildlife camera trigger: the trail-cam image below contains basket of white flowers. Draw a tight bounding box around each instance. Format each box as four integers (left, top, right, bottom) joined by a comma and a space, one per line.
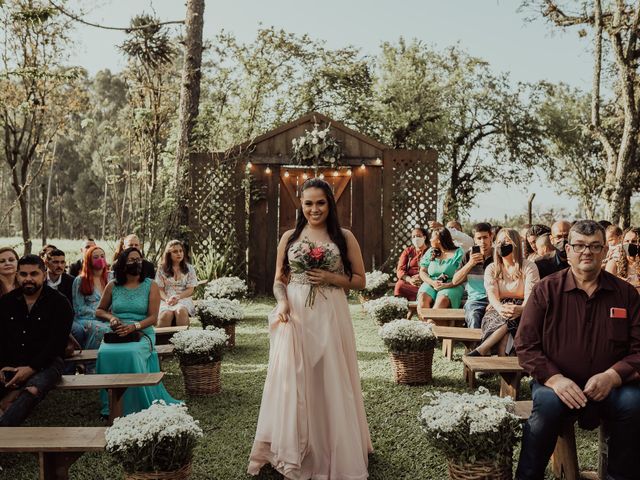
419, 388, 520, 480
363, 296, 409, 325
379, 319, 436, 385
194, 298, 244, 347
204, 276, 248, 300
359, 270, 391, 302
170, 326, 229, 396
105, 401, 203, 480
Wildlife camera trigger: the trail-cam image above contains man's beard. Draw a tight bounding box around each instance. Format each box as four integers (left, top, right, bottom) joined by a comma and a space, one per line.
21, 283, 41, 294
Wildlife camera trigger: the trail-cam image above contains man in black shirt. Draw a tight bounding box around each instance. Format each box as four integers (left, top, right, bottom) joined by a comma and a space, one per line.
535, 220, 571, 279
0, 255, 73, 426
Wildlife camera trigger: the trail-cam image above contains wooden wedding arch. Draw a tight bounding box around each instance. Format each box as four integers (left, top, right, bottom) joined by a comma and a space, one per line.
188, 112, 438, 294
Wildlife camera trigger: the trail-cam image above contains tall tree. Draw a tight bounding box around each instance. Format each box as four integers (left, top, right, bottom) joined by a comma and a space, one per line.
175, 0, 205, 243
0, 0, 81, 253
525, 0, 640, 226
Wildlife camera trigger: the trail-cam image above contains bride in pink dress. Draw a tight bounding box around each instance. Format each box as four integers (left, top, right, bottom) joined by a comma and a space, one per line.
248, 178, 372, 479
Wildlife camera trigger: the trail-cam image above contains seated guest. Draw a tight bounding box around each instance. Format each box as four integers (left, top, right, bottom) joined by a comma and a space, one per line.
535, 233, 555, 258
535, 220, 571, 278
72, 246, 111, 350
515, 220, 640, 480
68, 238, 96, 277
0, 255, 72, 426
525, 224, 551, 261
417, 228, 464, 315
603, 224, 623, 266
0, 247, 19, 298
111, 234, 156, 280
394, 227, 428, 301
606, 227, 640, 290
95, 247, 180, 417
452, 222, 494, 328
467, 228, 539, 357
156, 240, 198, 327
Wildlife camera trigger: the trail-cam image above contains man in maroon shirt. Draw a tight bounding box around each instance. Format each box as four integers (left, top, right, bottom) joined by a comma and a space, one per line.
515, 220, 640, 480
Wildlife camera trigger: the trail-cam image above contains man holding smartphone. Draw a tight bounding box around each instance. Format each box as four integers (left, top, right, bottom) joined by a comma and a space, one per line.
452, 222, 494, 328
0, 254, 72, 426
515, 220, 640, 479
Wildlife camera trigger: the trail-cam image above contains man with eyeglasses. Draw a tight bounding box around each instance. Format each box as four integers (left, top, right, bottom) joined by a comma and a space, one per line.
534, 220, 571, 279
515, 220, 640, 480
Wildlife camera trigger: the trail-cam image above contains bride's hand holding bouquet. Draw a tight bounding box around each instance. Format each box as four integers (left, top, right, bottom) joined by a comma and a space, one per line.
289, 239, 339, 308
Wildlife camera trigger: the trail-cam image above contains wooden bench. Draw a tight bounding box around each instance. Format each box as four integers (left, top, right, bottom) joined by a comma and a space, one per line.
58, 373, 164, 424
462, 356, 525, 399
418, 308, 466, 326
66, 344, 175, 364
154, 325, 188, 345
0, 426, 106, 480
515, 401, 605, 480
432, 326, 481, 360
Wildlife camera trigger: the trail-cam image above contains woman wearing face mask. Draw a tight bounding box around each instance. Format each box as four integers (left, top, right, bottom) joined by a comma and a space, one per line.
467, 229, 539, 357
95, 247, 180, 418
394, 227, 428, 301
606, 227, 640, 290
72, 246, 111, 350
416, 227, 465, 315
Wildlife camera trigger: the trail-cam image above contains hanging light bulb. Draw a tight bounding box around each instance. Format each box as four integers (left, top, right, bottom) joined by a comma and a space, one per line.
332, 170, 339, 177
360, 163, 366, 170
265, 166, 272, 174
375, 157, 382, 165
347, 169, 352, 176
319, 173, 325, 180
246, 161, 253, 169
284, 170, 290, 178
302, 172, 308, 180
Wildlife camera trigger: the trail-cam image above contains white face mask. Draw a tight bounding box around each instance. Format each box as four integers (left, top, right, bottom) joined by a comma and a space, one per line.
412, 237, 425, 249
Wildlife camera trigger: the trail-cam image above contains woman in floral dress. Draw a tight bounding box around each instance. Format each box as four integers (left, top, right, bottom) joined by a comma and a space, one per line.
155, 240, 198, 327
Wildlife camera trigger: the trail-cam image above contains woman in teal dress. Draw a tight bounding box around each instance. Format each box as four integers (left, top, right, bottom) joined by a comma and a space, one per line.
95, 247, 180, 417
417, 227, 465, 314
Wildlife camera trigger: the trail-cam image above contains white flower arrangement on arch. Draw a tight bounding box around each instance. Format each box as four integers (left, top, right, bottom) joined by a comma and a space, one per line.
363, 296, 409, 325
291, 123, 342, 167
105, 401, 203, 474
204, 276, 247, 300
195, 298, 244, 328
418, 387, 521, 466
362, 270, 391, 297
379, 319, 436, 352
170, 326, 229, 365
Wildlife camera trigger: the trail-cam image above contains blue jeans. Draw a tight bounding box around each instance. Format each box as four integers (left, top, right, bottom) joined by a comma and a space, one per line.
516, 381, 640, 480
0, 357, 63, 426
464, 298, 488, 329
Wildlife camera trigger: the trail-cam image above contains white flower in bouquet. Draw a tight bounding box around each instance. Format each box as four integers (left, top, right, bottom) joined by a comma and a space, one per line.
318, 130, 327, 139
204, 276, 247, 300
418, 387, 521, 465
363, 296, 408, 325
363, 270, 391, 295
379, 319, 435, 352
106, 401, 203, 473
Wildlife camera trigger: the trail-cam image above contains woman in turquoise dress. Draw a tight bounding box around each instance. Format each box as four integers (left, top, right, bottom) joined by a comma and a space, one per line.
95, 247, 180, 417
417, 227, 465, 314
72, 246, 111, 350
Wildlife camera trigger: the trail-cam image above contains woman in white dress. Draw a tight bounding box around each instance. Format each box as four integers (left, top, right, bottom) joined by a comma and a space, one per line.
248, 178, 372, 480
155, 240, 197, 327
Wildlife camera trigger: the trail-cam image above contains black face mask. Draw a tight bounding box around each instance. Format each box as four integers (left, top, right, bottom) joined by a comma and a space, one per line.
554, 238, 569, 258
623, 243, 639, 257
125, 262, 141, 275
498, 243, 513, 257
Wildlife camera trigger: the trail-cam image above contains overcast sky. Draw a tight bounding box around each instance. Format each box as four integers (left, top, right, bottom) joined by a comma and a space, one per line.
65, 0, 598, 221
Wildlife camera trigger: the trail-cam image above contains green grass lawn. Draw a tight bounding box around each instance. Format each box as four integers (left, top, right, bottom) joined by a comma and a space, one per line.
0, 298, 598, 480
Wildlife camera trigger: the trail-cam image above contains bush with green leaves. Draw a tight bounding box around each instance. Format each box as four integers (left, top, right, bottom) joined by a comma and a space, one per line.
105, 401, 203, 473
378, 319, 436, 352
170, 326, 229, 366
195, 298, 244, 327
418, 387, 521, 465
362, 296, 408, 325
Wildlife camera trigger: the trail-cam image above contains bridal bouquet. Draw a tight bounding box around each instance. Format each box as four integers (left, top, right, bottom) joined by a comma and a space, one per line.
289, 239, 339, 308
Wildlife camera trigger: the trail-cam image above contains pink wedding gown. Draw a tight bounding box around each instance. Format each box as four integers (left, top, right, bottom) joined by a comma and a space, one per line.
248, 241, 372, 480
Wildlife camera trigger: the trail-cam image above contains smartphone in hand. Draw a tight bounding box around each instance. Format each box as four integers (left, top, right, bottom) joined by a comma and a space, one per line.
471, 245, 481, 254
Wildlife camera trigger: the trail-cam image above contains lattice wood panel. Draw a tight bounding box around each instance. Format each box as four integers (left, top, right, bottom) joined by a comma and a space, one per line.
383, 150, 438, 270
188, 154, 245, 267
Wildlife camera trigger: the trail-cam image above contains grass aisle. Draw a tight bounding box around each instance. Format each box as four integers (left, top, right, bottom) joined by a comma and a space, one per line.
0, 298, 598, 480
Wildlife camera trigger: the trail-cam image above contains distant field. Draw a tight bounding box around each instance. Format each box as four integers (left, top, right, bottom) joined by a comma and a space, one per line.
0, 237, 118, 263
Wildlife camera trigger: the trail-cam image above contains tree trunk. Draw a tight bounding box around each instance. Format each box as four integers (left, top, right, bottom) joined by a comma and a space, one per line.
19, 193, 31, 255
174, 0, 205, 244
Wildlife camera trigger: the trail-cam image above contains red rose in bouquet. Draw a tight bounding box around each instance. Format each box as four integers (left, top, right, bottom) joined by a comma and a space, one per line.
290, 239, 338, 307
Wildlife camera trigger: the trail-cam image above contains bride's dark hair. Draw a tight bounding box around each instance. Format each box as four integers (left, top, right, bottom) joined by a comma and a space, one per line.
281, 178, 352, 280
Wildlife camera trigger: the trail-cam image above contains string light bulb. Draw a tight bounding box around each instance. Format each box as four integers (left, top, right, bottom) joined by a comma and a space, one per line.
375, 157, 382, 165
284, 170, 290, 178
319, 173, 325, 179
332, 170, 339, 177
347, 169, 352, 176
246, 161, 253, 169
265, 166, 272, 174
302, 172, 308, 180
360, 163, 366, 170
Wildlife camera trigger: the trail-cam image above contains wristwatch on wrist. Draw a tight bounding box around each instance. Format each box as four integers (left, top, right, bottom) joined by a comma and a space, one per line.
134, 322, 142, 331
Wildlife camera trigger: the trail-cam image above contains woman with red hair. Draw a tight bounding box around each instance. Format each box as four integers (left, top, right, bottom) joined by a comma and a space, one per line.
71, 246, 111, 350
